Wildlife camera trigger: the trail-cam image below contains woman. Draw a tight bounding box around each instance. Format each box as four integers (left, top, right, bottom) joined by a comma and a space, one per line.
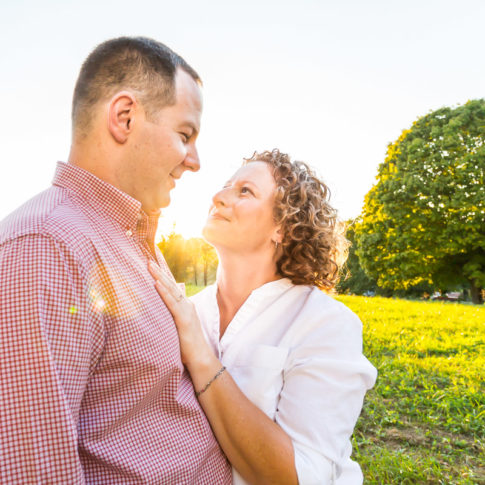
148, 149, 376, 484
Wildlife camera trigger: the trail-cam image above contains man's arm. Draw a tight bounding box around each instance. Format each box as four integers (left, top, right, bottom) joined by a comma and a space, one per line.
0, 234, 104, 484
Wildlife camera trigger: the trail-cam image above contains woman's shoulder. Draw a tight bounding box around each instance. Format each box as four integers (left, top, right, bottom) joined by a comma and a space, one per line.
303, 286, 361, 326
285, 285, 364, 349
285, 287, 376, 381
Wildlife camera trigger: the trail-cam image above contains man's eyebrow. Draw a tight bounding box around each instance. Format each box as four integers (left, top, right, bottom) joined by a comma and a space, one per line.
180, 121, 199, 134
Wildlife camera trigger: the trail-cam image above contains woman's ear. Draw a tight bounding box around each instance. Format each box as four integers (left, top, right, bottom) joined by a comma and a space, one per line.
272, 226, 283, 245
107, 91, 137, 144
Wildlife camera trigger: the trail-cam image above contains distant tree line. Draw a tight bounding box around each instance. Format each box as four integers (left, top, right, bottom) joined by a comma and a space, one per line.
157, 232, 218, 286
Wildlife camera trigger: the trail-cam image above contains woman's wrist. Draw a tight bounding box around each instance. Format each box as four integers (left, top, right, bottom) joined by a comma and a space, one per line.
185, 349, 223, 390
195, 365, 226, 397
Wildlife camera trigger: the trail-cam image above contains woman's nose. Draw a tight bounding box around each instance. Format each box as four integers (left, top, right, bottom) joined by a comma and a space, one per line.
212, 187, 229, 206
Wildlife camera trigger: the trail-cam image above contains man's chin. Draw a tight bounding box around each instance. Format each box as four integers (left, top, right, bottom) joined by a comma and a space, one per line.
157, 192, 171, 210
159, 199, 170, 210
142, 195, 170, 214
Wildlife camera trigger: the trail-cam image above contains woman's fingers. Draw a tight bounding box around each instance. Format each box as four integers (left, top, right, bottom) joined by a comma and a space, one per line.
148, 261, 177, 292
148, 261, 187, 314
148, 260, 172, 287
147, 262, 212, 367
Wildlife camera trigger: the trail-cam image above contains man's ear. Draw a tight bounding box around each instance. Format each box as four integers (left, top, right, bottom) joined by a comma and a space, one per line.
107, 91, 137, 144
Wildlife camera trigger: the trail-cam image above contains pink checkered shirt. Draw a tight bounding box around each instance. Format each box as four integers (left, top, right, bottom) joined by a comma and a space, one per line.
0, 162, 231, 484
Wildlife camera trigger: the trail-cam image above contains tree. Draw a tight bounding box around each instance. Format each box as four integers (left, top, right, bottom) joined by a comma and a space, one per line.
337, 220, 379, 295
198, 239, 218, 286
355, 100, 485, 304
185, 238, 201, 285
157, 231, 188, 282
184, 238, 218, 286
157, 232, 219, 286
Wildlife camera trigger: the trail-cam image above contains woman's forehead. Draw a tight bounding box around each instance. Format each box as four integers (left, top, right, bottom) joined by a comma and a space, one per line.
229, 161, 275, 186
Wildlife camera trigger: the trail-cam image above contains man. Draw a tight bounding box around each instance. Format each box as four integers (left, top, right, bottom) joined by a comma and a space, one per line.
0, 37, 231, 484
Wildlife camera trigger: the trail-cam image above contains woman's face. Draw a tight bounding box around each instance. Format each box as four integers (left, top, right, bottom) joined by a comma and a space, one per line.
203, 161, 281, 253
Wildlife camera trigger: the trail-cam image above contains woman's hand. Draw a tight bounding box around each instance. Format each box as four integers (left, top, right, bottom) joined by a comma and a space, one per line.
148, 261, 298, 485
148, 261, 214, 369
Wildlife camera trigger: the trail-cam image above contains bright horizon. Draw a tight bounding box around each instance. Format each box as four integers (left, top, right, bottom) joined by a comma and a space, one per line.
2, 0, 484, 239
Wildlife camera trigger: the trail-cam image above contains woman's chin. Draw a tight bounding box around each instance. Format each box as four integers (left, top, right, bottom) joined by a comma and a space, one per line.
201, 224, 218, 246
202, 224, 231, 250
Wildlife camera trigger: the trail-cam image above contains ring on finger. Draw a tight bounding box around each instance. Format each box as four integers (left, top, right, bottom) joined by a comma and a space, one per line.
175, 293, 184, 302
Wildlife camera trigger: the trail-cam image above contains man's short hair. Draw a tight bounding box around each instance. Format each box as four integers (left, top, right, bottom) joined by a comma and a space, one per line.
72, 36, 201, 135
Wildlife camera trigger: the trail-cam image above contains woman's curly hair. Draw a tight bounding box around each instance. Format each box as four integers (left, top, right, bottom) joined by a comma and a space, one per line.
244, 149, 349, 291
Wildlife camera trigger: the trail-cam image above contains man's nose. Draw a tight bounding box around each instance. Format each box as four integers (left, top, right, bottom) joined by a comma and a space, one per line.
183, 145, 200, 172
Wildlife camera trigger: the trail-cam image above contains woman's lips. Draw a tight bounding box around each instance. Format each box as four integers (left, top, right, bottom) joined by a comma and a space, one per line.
209, 211, 229, 221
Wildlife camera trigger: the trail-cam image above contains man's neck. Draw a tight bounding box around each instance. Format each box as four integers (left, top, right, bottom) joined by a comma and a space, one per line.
68, 141, 118, 186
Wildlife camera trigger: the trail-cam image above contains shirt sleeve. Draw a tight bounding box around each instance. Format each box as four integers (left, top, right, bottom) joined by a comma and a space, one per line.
275, 291, 377, 485
0, 234, 105, 484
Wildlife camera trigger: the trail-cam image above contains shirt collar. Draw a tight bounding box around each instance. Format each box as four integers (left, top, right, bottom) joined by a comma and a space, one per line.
217, 277, 295, 346
52, 162, 160, 242
249, 277, 294, 297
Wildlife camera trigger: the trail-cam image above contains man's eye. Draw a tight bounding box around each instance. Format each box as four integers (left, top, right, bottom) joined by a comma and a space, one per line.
180, 133, 189, 142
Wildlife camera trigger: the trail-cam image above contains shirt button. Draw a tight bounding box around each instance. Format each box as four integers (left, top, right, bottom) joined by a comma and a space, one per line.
126, 229, 133, 237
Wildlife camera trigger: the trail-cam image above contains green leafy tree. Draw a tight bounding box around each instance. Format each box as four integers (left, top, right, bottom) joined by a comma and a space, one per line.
355, 100, 485, 304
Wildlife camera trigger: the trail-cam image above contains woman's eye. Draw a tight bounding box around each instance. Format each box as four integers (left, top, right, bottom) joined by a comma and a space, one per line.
180, 133, 189, 142
240, 187, 252, 195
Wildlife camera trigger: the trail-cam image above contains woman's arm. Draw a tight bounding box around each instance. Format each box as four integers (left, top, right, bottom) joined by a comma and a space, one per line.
148, 262, 298, 485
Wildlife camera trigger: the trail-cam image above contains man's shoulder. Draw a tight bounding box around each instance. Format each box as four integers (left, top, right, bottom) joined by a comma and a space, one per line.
0, 186, 94, 251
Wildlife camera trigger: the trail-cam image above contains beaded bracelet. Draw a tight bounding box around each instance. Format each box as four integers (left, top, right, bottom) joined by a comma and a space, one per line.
195, 366, 226, 398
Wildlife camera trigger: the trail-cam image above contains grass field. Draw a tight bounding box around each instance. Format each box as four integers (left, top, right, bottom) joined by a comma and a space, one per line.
187, 285, 484, 484
337, 295, 484, 485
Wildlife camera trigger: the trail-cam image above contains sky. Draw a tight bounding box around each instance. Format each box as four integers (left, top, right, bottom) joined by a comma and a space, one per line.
1, 0, 484, 238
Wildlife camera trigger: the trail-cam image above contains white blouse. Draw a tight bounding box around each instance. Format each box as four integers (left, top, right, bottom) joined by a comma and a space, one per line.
191, 278, 377, 485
